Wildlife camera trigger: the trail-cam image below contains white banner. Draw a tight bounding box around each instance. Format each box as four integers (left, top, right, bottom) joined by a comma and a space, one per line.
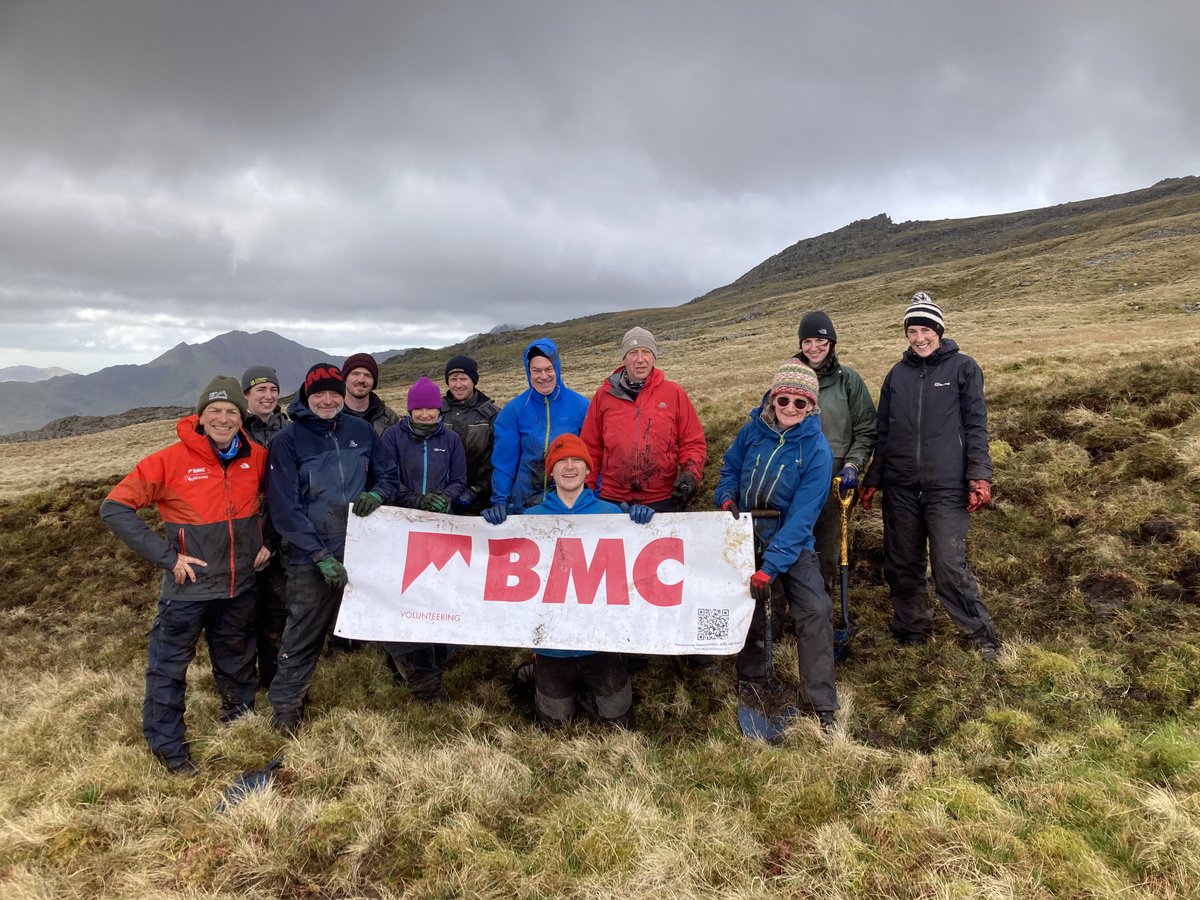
335, 508, 756, 655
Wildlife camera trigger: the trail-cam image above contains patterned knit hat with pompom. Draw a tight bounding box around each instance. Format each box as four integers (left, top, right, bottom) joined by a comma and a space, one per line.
769, 362, 820, 413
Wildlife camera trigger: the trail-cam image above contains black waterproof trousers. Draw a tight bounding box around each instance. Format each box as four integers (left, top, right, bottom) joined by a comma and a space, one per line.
881, 485, 997, 644
737, 549, 838, 712
534, 653, 633, 727
143, 589, 257, 765
380, 642, 446, 701
268, 563, 344, 725
253, 553, 289, 688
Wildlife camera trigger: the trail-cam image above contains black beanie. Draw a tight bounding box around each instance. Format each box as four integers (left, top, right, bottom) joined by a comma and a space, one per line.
298, 363, 346, 405
444, 354, 480, 385
798, 310, 837, 344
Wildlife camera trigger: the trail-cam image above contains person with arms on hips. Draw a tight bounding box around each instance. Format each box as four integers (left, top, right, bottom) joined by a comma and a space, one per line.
378, 376, 467, 704
580, 326, 707, 514
484, 337, 589, 523
440, 354, 500, 515
241, 365, 289, 688
520, 433, 656, 728
714, 362, 839, 732
100, 376, 270, 775
789, 311, 877, 592
266, 363, 400, 733
341, 352, 400, 436
860, 293, 999, 661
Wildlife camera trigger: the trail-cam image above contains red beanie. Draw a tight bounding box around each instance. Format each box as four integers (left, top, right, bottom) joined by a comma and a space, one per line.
544, 433, 593, 475
342, 352, 380, 388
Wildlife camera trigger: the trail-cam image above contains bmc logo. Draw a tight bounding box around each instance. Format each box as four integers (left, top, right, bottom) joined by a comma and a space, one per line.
401, 532, 684, 607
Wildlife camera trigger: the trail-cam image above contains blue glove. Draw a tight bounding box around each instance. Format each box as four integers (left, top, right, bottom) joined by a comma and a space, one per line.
836, 465, 859, 493
452, 490, 475, 513
482, 504, 508, 525
621, 502, 655, 525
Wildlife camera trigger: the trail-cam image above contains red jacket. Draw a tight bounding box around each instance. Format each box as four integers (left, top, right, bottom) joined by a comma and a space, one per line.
100, 415, 267, 601
580, 366, 707, 503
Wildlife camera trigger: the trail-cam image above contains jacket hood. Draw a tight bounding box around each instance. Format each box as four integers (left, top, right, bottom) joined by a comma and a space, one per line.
522, 337, 567, 399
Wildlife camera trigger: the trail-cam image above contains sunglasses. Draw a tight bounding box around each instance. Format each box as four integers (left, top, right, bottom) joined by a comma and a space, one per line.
774, 395, 810, 410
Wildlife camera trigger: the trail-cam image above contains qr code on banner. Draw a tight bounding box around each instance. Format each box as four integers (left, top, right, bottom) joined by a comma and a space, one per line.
696, 608, 730, 641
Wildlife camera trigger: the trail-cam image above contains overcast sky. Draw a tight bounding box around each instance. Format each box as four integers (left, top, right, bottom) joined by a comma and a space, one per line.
1, 1, 1196, 374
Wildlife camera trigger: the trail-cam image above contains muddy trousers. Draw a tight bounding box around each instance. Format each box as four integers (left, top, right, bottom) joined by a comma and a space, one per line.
534, 653, 633, 728
737, 549, 838, 713
143, 589, 257, 764
881, 485, 997, 644
268, 564, 344, 724
812, 458, 848, 593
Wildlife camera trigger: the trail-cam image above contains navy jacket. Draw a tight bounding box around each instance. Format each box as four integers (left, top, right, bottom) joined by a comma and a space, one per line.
380, 417, 468, 509
267, 397, 401, 565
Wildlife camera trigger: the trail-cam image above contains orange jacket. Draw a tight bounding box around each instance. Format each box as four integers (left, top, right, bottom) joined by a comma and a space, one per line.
100, 415, 267, 600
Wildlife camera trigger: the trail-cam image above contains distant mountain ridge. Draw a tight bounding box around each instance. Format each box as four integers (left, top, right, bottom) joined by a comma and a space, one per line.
0, 331, 402, 436
0, 365, 75, 383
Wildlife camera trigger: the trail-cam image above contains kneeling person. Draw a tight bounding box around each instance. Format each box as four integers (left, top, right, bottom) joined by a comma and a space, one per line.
520, 434, 655, 728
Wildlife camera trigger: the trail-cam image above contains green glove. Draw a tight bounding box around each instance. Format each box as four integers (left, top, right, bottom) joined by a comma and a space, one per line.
419, 492, 451, 513
316, 556, 348, 589
352, 491, 383, 517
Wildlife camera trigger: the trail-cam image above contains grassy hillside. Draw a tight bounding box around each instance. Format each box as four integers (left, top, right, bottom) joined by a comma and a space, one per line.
2, 181, 1200, 897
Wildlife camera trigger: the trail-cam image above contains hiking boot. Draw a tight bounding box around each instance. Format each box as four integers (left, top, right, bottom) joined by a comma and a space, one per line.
817, 710, 837, 734
972, 640, 999, 662
272, 711, 301, 735
897, 633, 930, 647
413, 684, 450, 706
158, 755, 199, 777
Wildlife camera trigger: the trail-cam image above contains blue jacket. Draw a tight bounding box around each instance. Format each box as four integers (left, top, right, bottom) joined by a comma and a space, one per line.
267, 397, 401, 566
714, 407, 833, 578
490, 337, 589, 513
523, 487, 623, 657
380, 417, 468, 509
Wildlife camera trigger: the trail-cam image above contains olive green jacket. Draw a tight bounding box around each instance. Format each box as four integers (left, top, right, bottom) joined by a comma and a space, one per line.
794, 351, 877, 473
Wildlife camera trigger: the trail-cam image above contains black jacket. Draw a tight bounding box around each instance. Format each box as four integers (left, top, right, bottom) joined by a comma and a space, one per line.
441, 388, 500, 512
864, 338, 992, 490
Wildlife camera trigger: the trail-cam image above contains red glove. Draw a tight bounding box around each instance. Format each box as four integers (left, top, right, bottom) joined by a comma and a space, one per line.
749, 569, 773, 602
967, 479, 992, 512
859, 486, 877, 511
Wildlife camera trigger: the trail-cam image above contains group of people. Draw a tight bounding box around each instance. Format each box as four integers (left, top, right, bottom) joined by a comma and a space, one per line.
102, 292, 999, 774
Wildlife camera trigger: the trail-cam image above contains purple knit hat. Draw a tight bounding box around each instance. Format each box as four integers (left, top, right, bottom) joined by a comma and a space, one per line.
407, 376, 443, 411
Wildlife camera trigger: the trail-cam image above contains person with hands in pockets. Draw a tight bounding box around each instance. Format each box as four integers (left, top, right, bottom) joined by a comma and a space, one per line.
715, 362, 839, 732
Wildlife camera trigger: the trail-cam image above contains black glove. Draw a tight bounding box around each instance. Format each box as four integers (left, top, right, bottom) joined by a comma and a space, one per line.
452, 490, 475, 513
671, 471, 698, 506
721, 498, 740, 520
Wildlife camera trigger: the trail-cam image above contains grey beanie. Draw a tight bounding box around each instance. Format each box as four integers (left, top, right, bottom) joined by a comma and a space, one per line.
197, 375, 248, 417
620, 326, 658, 359
241, 365, 279, 392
